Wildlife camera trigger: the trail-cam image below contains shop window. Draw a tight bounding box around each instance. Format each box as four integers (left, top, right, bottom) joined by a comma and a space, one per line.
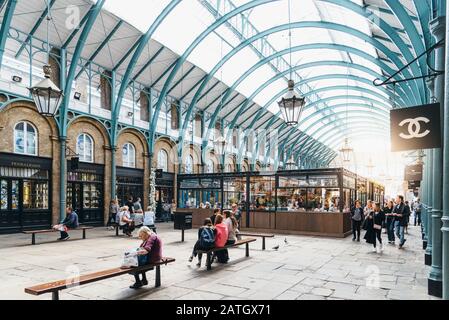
185, 155, 193, 174
122, 143, 136, 168
157, 149, 169, 172
14, 122, 37, 156
76, 133, 94, 163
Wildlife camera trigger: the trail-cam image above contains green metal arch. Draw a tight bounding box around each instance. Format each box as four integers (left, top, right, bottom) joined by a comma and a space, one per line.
177, 23, 421, 150
111, 0, 181, 146
150, 0, 277, 154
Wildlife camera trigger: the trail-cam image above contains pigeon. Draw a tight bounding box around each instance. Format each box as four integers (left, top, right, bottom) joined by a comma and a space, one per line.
284, 237, 288, 244
272, 245, 280, 250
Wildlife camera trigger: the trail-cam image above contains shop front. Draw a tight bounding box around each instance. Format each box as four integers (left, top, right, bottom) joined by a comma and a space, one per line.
176, 168, 368, 237
0, 153, 51, 233
155, 171, 175, 220
67, 160, 103, 226
116, 167, 144, 206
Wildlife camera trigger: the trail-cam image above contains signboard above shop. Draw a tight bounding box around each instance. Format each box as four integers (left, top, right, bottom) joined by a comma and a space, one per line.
390, 103, 441, 152
404, 164, 423, 181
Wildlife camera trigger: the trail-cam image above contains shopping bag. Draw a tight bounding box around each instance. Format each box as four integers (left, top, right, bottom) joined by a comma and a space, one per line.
121, 248, 139, 268
53, 224, 67, 232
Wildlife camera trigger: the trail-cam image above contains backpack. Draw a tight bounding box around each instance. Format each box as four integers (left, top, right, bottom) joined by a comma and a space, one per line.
199, 227, 215, 248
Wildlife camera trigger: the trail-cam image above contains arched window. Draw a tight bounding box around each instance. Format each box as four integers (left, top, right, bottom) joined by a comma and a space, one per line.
122, 143, 136, 168
157, 149, 168, 172
77, 133, 94, 163
185, 155, 193, 174
206, 159, 214, 173
14, 122, 37, 155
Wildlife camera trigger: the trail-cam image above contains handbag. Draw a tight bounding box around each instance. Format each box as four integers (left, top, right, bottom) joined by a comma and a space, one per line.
373, 224, 382, 230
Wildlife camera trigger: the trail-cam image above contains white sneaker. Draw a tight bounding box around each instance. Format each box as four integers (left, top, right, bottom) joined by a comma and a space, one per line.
372, 248, 377, 253
379, 243, 383, 251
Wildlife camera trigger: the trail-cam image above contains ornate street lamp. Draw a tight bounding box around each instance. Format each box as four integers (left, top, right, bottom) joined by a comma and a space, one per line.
285, 156, 296, 170
28, 1, 63, 117
29, 65, 63, 117
278, 80, 306, 126
277, 0, 306, 126
339, 138, 353, 162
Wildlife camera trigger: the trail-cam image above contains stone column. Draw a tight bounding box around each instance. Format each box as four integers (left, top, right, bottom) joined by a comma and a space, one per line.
442, 2, 449, 300
429, 16, 445, 298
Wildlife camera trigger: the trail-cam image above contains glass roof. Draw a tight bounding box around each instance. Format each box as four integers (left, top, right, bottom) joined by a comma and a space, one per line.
103, 0, 399, 150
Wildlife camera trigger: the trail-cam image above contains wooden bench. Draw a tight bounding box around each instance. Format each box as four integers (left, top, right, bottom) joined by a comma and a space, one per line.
238, 232, 274, 250
24, 257, 175, 300
22, 226, 94, 245
196, 238, 256, 270
114, 224, 157, 236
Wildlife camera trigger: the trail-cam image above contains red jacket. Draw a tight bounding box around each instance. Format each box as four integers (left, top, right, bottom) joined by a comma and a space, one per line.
214, 223, 228, 247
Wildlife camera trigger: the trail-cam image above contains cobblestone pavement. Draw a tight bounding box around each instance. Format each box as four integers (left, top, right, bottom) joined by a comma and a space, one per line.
0, 223, 439, 300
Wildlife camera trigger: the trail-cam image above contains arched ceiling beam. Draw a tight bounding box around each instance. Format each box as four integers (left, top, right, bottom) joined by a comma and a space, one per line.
205, 40, 414, 148
59, 0, 105, 137
0, 0, 17, 70
150, 0, 277, 153
176, 22, 420, 150
110, 0, 181, 144
320, 0, 427, 94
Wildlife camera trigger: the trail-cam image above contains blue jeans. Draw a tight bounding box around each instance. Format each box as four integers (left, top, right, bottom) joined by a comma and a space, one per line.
394, 221, 405, 246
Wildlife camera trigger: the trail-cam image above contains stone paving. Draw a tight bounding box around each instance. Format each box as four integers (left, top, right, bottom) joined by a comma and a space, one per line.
0, 223, 439, 300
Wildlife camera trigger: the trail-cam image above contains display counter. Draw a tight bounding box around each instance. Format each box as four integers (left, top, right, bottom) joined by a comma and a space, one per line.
177, 208, 352, 238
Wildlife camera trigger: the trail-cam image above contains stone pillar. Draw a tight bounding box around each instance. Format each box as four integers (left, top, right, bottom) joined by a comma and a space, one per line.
442, 2, 449, 300
429, 15, 445, 298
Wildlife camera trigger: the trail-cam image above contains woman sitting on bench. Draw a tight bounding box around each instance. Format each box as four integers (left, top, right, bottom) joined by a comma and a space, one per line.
213, 214, 229, 264
130, 226, 163, 289
188, 218, 215, 266
118, 206, 134, 237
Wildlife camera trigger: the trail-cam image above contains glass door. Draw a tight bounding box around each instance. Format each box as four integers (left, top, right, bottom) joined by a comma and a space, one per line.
0, 179, 21, 232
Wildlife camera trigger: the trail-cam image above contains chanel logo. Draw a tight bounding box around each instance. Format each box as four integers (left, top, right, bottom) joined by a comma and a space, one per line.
399, 117, 430, 139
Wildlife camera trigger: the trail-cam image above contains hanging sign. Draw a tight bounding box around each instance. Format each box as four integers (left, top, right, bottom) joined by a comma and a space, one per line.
390, 103, 441, 152
404, 164, 423, 181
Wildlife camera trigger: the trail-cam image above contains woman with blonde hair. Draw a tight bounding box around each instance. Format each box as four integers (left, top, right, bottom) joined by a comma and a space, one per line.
130, 226, 163, 289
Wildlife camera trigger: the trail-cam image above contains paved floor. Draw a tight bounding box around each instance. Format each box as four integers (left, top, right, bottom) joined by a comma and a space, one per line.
0, 223, 439, 300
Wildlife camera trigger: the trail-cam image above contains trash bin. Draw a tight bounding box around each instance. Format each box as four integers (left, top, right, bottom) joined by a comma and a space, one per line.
173, 212, 192, 241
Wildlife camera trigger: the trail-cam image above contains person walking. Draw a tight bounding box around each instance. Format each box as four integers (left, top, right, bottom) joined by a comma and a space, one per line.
107, 199, 120, 230
413, 198, 422, 226
384, 200, 395, 244
364, 202, 385, 253
393, 195, 410, 249
404, 201, 411, 234
350, 200, 364, 242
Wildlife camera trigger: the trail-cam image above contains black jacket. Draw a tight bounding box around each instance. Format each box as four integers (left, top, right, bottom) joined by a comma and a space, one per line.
393, 203, 410, 226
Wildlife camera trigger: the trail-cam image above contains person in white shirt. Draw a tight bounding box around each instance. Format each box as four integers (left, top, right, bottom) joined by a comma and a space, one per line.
143, 206, 157, 233
119, 206, 134, 237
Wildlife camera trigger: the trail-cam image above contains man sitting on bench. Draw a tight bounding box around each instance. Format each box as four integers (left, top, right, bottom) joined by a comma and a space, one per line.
130, 226, 162, 289
52, 207, 78, 241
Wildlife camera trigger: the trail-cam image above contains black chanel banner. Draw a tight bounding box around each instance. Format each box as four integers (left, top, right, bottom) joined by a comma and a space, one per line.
390, 103, 441, 152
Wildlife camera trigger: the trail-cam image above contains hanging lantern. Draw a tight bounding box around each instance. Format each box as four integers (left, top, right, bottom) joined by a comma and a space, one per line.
286, 157, 296, 170
278, 80, 306, 126
339, 138, 353, 162
214, 136, 226, 156
29, 65, 63, 117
